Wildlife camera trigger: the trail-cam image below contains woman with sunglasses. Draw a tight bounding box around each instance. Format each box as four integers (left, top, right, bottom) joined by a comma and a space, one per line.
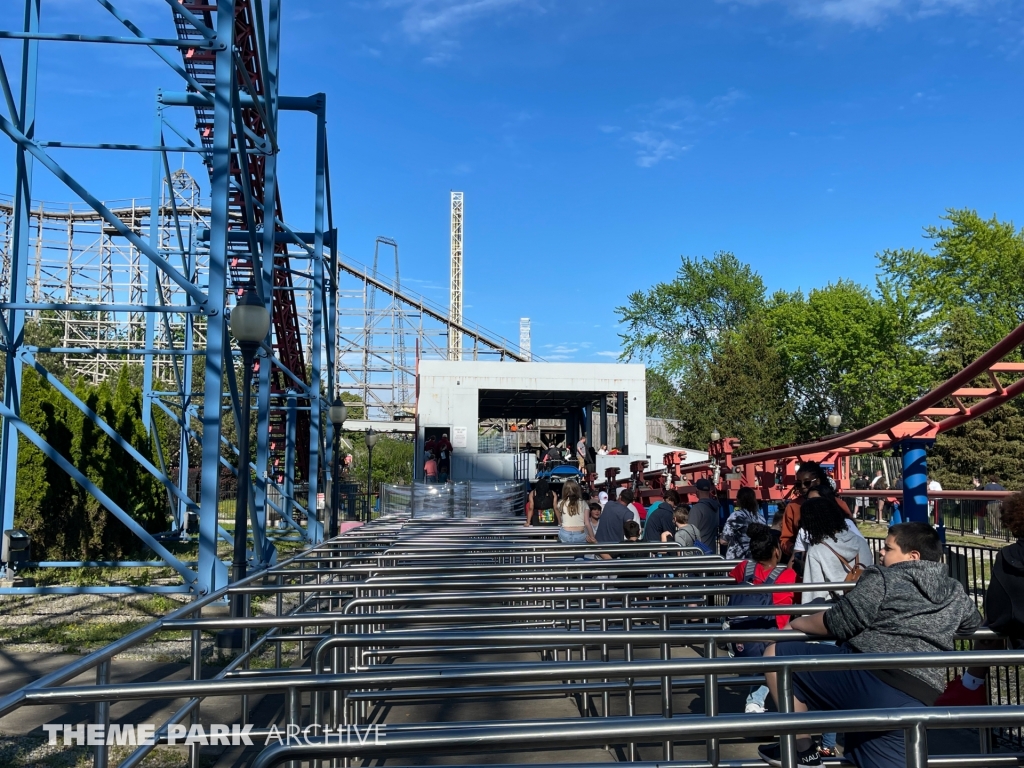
778, 461, 852, 556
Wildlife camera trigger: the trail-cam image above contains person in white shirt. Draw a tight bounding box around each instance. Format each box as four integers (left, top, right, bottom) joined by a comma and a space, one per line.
597, 444, 609, 456
928, 476, 943, 521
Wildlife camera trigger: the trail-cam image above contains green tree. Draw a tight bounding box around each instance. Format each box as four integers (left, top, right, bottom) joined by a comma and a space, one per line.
350, 437, 413, 490
618, 251, 766, 377
766, 281, 930, 440
672, 320, 795, 451
928, 308, 1024, 489
14, 366, 168, 560
878, 208, 1024, 349
878, 209, 1024, 488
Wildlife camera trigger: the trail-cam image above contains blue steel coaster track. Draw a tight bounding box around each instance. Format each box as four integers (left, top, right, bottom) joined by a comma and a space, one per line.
171, 1, 310, 483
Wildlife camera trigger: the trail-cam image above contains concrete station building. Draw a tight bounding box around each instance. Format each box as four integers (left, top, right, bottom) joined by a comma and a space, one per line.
414, 360, 707, 483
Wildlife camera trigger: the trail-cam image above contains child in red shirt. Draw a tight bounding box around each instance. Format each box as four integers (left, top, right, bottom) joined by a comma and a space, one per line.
728, 524, 797, 714
728, 524, 798, 634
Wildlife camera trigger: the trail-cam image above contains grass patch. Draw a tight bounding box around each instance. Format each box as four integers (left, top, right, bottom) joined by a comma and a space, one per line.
0, 621, 150, 654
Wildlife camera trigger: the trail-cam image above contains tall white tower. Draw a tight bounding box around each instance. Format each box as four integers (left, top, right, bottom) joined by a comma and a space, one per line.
519, 317, 531, 362
449, 191, 464, 361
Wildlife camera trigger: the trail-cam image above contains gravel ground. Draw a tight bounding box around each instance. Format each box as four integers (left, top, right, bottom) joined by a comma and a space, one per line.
0, 590, 297, 662
0, 735, 198, 768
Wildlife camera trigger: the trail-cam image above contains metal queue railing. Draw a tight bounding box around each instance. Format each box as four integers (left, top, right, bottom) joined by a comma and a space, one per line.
1, 515, 1022, 768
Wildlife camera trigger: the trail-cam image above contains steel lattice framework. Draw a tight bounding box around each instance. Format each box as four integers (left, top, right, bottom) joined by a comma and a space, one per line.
0, 0, 531, 597
0, 0, 336, 596
449, 191, 464, 361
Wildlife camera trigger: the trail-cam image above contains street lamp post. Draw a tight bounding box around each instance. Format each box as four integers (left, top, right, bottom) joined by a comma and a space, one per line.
219, 289, 269, 649
710, 428, 721, 443
365, 428, 378, 521
828, 410, 842, 434
328, 398, 347, 537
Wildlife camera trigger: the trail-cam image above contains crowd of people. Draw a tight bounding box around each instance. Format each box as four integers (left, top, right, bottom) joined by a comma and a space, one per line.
520, 463, 1024, 768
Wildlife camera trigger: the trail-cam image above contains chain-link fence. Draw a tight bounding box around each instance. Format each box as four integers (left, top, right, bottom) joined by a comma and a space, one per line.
380, 480, 527, 519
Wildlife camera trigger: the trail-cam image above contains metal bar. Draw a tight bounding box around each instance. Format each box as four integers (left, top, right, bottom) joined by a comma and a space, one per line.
195, 0, 237, 597
0, 0, 37, 575
304, 102, 327, 544
0, 400, 197, 583
38, 141, 206, 151
0, 113, 213, 309
0, 31, 223, 47
93, 660, 111, 768
250, 707, 1024, 768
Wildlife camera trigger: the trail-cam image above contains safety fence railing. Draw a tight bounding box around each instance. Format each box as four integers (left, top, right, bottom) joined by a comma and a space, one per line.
2, 515, 1022, 768
839, 490, 1015, 542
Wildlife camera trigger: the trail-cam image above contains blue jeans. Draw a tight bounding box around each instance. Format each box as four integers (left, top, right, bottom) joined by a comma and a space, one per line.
747, 684, 769, 708
774, 641, 924, 768
558, 528, 587, 544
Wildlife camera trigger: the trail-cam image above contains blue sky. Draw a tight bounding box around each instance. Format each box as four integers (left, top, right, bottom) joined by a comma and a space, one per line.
3, 0, 1023, 362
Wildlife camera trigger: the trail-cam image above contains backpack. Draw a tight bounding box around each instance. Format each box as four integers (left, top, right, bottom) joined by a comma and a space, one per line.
674, 524, 712, 554
986, 544, 1024, 642
820, 541, 866, 599
727, 561, 786, 630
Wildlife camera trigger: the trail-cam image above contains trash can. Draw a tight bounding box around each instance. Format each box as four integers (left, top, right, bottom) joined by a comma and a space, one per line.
2, 529, 31, 568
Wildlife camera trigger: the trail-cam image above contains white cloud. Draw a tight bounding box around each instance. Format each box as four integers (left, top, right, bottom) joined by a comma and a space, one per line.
598, 125, 622, 133
595, 351, 620, 358
377, 0, 544, 61
608, 88, 744, 168
631, 131, 689, 168
719, 0, 986, 27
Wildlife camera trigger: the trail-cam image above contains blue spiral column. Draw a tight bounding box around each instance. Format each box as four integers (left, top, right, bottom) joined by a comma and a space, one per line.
897, 439, 935, 526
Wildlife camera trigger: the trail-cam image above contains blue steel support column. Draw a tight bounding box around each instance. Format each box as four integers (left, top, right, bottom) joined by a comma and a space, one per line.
143, 105, 161, 435
898, 438, 935, 525
178, 246, 196, 535
252, 0, 281, 567
284, 392, 298, 534
0, 0, 39, 557
195, 0, 236, 594
303, 99, 327, 544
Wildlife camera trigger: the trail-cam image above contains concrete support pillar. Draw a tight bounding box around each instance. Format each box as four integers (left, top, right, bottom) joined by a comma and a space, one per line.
899, 439, 935, 524
616, 392, 626, 453
565, 411, 577, 450
599, 397, 608, 448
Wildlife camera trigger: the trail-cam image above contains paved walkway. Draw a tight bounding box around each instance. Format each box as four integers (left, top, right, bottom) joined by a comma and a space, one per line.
0, 645, 996, 767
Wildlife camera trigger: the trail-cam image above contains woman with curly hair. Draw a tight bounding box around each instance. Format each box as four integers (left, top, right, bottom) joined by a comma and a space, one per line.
720, 486, 764, 560
937, 490, 1024, 705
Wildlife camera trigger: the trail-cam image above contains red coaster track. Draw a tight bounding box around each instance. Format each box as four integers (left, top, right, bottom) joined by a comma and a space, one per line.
172, 1, 310, 483
630, 320, 1024, 500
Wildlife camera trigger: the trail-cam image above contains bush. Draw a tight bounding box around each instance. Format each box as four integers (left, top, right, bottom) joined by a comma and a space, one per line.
14, 366, 168, 561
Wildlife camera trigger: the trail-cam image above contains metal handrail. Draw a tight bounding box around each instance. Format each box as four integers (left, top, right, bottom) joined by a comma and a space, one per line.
3, 518, 1013, 768
250, 707, 1024, 768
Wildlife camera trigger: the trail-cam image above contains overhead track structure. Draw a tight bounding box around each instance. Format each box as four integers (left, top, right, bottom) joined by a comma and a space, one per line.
0, 0, 337, 596
334, 245, 530, 420
645, 319, 1024, 523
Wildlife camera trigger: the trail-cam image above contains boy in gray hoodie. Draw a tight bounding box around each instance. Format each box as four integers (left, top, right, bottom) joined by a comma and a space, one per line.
756, 522, 982, 768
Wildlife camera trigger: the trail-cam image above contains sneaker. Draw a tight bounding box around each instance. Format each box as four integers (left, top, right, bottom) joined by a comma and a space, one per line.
758, 742, 823, 766
745, 701, 766, 713
935, 676, 988, 706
